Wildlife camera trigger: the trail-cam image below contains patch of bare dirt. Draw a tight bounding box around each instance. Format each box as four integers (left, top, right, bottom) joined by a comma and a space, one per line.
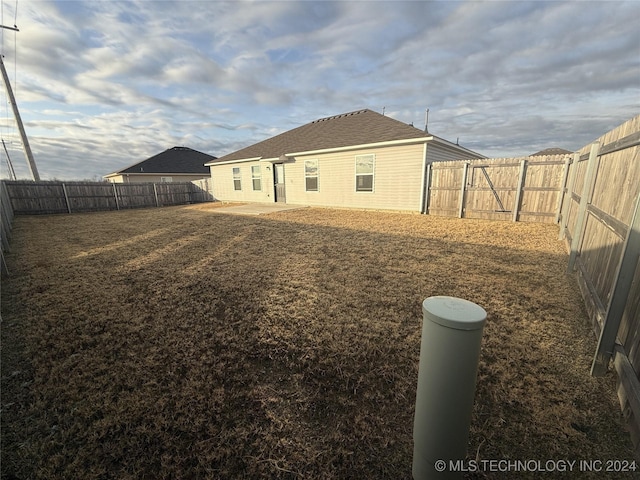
1, 205, 635, 479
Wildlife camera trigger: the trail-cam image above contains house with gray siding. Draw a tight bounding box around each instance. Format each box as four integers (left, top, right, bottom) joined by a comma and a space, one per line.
105, 146, 215, 183
206, 109, 484, 212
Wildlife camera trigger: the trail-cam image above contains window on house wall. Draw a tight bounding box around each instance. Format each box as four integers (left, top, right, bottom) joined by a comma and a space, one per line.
160, 176, 173, 182
355, 154, 374, 192
251, 165, 262, 191
233, 167, 242, 191
305, 159, 318, 191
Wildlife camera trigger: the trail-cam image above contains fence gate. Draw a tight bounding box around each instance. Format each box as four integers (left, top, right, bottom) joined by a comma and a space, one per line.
466, 163, 521, 218
427, 157, 567, 223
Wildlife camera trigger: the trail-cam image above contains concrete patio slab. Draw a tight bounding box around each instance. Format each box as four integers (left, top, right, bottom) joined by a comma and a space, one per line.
211, 203, 309, 215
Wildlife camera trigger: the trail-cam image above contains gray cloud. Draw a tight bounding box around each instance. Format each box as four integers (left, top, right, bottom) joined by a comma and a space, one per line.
0, 0, 637, 180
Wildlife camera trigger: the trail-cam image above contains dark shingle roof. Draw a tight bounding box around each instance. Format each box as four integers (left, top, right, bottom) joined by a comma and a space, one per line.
118, 147, 216, 174
211, 109, 429, 163
530, 147, 572, 156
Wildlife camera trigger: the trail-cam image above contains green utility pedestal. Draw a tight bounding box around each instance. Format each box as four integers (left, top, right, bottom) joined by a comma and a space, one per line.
412, 296, 486, 480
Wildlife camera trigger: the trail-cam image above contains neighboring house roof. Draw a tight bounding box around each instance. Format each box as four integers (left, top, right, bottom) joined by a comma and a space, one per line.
530, 147, 572, 156
106, 146, 216, 177
208, 109, 467, 164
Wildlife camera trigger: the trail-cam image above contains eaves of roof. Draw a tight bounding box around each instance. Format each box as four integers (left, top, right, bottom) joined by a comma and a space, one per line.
207, 109, 432, 166
106, 146, 216, 176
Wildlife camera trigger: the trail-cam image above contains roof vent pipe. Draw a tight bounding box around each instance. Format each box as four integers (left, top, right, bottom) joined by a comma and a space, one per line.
424, 108, 429, 133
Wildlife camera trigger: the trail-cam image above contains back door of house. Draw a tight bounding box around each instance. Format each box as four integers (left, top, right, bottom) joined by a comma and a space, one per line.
274, 163, 286, 203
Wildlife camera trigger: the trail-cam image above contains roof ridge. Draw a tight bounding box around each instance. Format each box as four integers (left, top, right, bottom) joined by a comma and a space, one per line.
311, 109, 371, 123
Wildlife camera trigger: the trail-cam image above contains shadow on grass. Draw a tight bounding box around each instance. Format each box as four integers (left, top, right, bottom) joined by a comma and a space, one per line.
1, 206, 634, 479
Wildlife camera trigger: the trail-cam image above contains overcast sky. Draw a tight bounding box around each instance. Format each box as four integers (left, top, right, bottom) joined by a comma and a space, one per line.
0, 0, 638, 180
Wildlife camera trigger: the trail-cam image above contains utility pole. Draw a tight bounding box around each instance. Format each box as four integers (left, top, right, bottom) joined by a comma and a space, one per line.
0, 24, 39, 181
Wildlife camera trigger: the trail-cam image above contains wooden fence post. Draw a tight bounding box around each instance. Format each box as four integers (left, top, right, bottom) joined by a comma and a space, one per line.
112, 183, 120, 210
458, 163, 469, 218
422, 163, 432, 214
61, 183, 72, 214
558, 153, 580, 241
153, 183, 159, 207
0, 181, 13, 244
591, 191, 640, 376
555, 156, 572, 224
1, 180, 13, 274
567, 143, 600, 273
512, 159, 527, 222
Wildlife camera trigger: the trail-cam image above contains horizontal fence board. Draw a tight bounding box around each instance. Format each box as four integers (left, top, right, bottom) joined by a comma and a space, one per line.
522, 186, 562, 192
587, 204, 629, 240
591, 146, 640, 224
468, 187, 517, 192
519, 214, 557, 224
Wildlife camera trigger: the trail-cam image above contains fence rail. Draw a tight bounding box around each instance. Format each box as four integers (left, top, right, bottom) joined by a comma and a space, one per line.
426, 155, 569, 223
1, 180, 214, 215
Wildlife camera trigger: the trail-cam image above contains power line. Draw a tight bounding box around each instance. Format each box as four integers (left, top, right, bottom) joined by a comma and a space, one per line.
13, 0, 16, 94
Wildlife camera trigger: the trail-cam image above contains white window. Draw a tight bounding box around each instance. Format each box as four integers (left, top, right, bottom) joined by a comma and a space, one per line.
355, 154, 374, 192
233, 167, 242, 191
160, 176, 173, 182
251, 165, 262, 191
305, 159, 318, 191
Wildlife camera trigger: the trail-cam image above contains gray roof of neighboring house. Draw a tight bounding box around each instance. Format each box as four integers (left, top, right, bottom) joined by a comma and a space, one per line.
530, 147, 573, 156
210, 109, 434, 163
110, 147, 216, 175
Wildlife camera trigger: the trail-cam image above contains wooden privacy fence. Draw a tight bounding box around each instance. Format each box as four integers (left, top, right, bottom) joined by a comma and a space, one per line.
557, 114, 640, 454
426, 155, 569, 223
1, 180, 214, 215
0, 180, 13, 275
191, 178, 215, 203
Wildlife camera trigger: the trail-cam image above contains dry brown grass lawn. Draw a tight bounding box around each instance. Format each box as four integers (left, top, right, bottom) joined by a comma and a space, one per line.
1, 204, 636, 479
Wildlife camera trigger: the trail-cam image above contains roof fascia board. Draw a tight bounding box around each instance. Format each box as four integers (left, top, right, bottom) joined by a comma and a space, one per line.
286, 136, 433, 157
259, 157, 284, 163
259, 156, 298, 164
431, 136, 487, 158
205, 156, 262, 166
105, 172, 206, 176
